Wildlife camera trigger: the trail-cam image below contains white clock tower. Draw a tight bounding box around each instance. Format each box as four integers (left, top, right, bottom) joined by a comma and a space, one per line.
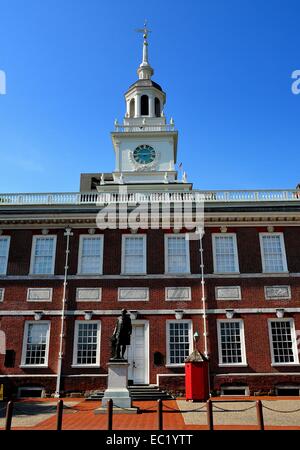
89, 23, 192, 194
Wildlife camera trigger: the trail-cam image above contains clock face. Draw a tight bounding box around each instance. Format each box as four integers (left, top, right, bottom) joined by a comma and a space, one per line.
133, 145, 156, 165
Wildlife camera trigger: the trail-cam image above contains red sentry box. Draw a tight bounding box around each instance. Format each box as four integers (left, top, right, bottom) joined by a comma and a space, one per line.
185, 361, 209, 401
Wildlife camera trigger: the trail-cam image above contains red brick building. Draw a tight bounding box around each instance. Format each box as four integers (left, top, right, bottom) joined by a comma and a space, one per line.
1, 30, 300, 398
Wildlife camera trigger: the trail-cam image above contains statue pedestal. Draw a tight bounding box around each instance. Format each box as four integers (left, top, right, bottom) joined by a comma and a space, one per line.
95, 361, 139, 414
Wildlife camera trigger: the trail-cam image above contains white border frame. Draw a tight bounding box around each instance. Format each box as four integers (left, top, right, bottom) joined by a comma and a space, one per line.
20, 320, 51, 368
212, 233, 240, 274
220, 385, 250, 396
166, 319, 193, 367
215, 286, 242, 301
164, 234, 191, 275
268, 318, 299, 366
165, 287, 192, 301
29, 235, 57, 275
118, 287, 149, 301
264, 285, 291, 300
77, 235, 104, 275
0, 236, 10, 275
0, 288, 4, 302
72, 320, 101, 368
76, 287, 102, 302
121, 234, 147, 275
127, 319, 150, 384
259, 232, 288, 274
217, 319, 247, 367
27, 288, 53, 302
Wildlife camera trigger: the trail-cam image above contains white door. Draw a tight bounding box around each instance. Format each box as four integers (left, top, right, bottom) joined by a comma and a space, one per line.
127, 325, 146, 384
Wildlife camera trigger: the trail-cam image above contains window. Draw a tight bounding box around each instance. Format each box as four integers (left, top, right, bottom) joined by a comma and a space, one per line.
78, 235, 103, 274
155, 97, 161, 117
217, 320, 246, 366
30, 236, 56, 275
166, 320, 192, 366
122, 235, 146, 274
0, 236, 10, 275
141, 95, 149, 115
21, 322, 50, 367
268, 319, 298, 365
73, 321, 101, 366
0, 288, 4, 302
212, 234, 239, 273
260, 233, 288, 273
165, 235, 190, 274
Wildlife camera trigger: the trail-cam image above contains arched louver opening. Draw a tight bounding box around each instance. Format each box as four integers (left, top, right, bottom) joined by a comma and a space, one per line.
141, 95, 149, 116
129, 98, 135, 118
155, 97, 161, 117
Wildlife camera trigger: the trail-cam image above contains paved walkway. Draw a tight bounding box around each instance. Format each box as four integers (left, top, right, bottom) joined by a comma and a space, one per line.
1, 397, 300, 430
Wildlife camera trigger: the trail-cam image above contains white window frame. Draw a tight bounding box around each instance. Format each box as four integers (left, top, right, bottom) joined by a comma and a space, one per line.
268, 318, 299, 366
166, 319, 193, 367
72, 320, 101, 367
77, 235, 104, 275
76, 288, 102, 302
212, 233, 239, 274
217, 319, 247, 367
20, 321, 51, 368
27, 288, 53, 302
121, 234, 147, 275
259, 233, 288, 273
165, 287, 192, 301
29, 235, 57, 275
164, 234, 190, 274
0, 288, 4, 302
0, 236, 11, 275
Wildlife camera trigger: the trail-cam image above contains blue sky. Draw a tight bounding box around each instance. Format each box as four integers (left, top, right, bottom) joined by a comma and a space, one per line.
0, 0, 299, 193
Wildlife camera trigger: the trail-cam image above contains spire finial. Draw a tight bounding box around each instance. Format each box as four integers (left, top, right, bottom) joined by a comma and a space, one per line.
135, 20, 154, 79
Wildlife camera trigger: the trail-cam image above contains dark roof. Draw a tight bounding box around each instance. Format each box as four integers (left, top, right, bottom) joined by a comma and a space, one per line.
127, 79, 163, 93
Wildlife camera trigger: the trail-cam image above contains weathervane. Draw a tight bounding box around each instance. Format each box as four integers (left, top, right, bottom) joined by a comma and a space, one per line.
135, 20, 151, 41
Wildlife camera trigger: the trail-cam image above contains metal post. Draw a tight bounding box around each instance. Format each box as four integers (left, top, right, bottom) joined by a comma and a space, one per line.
256, 400, 264, 430
157, 399, 163, 430
5, 401, 13, 431
107, 399, 113, 430
56, 399, 63, 431
206, 399, 213, 430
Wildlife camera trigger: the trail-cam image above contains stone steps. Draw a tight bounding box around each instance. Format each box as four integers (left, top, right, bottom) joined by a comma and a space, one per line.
86, 385, 173, 401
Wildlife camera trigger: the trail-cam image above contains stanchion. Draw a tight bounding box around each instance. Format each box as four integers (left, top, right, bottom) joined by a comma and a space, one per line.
206, 399, 213, 430
107, 399, 113, 430
56, 399, 64, 431
5, 401, 13, 431
157, 399, 163, 430
256, 400, 264, 430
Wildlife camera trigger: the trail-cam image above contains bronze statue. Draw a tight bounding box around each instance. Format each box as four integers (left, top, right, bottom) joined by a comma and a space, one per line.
110, 309, 132, 360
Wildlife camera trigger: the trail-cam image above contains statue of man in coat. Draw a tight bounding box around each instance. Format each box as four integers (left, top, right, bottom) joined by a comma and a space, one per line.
110, 309, 132, 360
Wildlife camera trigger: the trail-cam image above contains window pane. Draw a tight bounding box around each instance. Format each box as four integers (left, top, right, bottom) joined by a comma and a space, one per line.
76, 323, 99, 365
271, 321, 295, 363
169, 322, 190, 364
214, 236, 238, 273
32, 237, 55, 274
219, 322, 243, 364
123, 237, 145, 274
167, 237, 188, 273
0, 237, 9, 274
79, 237, 102, 274
25, 323, 49, 365
262, 235, 285, 272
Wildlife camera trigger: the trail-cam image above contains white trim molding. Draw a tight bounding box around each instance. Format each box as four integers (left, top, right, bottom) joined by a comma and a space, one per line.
27, 288, 53, 302
264, 285, 291, 300
217, 319, 247, 367
77, 234, 104, 275
76, 287, 102, 302
215, 286, 242, 301
72, 320, 101, 367
121, 234, 147, 275
21, 320, 51, 368
0, 288, 4, 302
165, 287, 191, 301
259, 232, 288, 274
0, 235, 10, 275
118, 287, 149, 301
268, 318, 299, 366
212, 233, 240, 274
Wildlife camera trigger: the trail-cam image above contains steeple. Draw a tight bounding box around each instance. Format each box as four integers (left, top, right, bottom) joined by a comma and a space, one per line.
136, 21, 154, 80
